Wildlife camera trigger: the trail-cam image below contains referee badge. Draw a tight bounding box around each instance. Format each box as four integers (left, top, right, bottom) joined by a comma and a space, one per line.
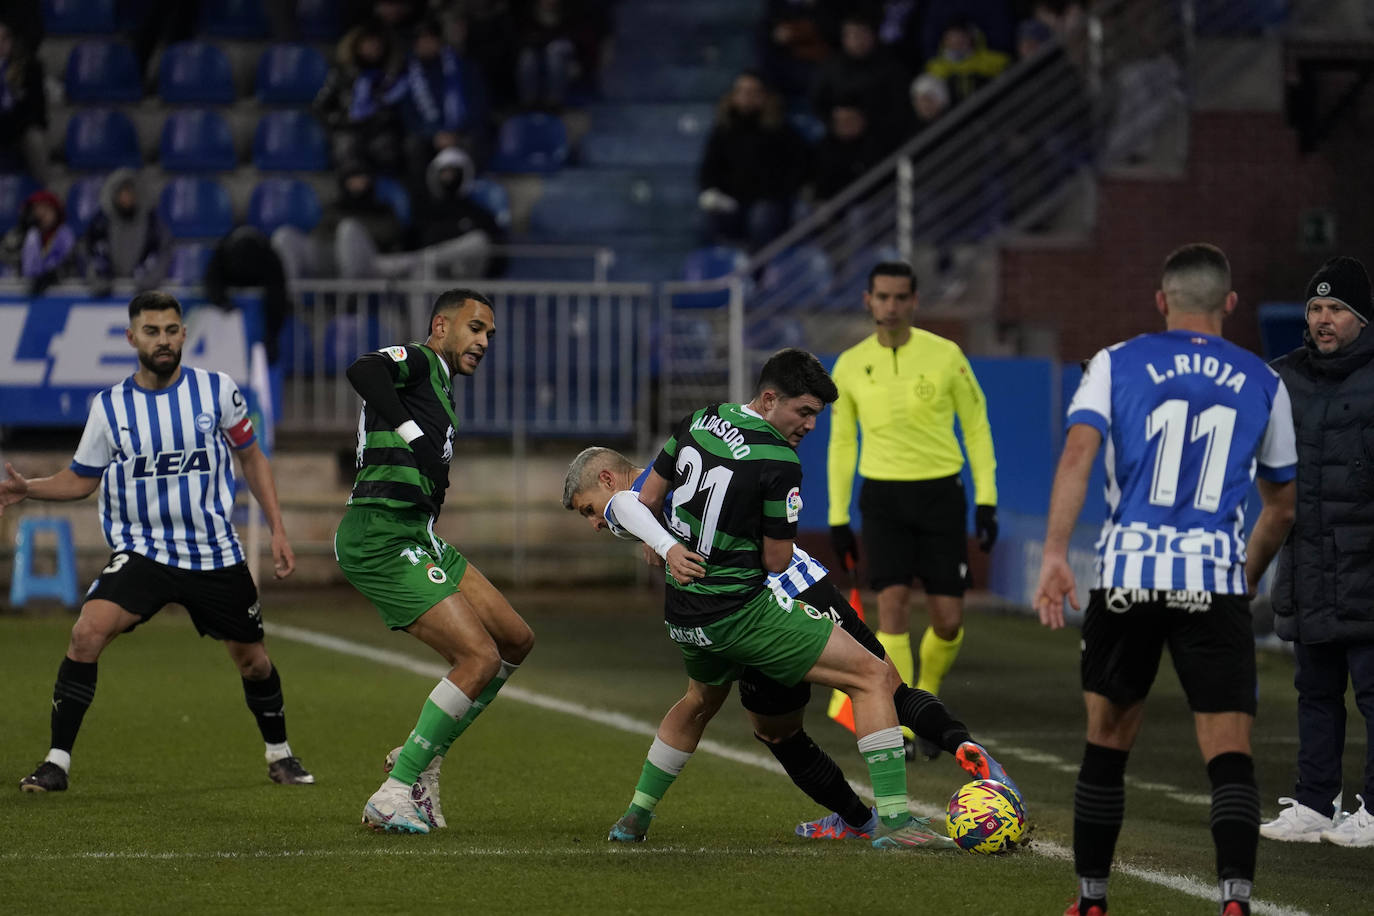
194, 412, 214, 433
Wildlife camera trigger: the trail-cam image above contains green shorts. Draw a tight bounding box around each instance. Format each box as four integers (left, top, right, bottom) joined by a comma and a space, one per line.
334, 505, 468, 630
667, 588, 834, 688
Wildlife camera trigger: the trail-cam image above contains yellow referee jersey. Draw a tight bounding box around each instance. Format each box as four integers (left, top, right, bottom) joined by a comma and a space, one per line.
827, 329, 997, 525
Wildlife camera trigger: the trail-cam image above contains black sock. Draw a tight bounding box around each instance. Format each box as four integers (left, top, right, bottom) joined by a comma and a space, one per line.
1208, 752, 1258, 915
242, 665, 287, 745
51, 657, 98, 757
1074, 742, 1130, 910
893, 684, 970, 752
760, 729, 872, 829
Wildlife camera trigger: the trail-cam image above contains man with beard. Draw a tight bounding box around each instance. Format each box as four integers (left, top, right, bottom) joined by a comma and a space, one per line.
2, 291, 312, 793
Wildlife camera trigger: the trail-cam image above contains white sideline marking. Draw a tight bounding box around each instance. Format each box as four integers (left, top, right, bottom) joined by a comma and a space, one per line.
262, 623, 1309, 916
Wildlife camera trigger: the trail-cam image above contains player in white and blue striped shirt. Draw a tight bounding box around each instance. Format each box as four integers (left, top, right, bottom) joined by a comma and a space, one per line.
0, 291, 313, 793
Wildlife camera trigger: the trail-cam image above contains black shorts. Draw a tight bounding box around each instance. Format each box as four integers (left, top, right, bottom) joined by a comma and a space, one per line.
859, 475, 970, 595
85, 550, 264, 643
736, 579, 886, 716
1080, 587, 1255, 715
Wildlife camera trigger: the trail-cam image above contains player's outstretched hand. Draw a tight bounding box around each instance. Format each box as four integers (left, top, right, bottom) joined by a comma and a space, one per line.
664, 544, 705, 585
1033, 554, 1078, 630
271, 528, 296, 579
0, 463, 30, 515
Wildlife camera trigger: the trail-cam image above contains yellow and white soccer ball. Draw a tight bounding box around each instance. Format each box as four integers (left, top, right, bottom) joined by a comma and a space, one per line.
946, 778, 1028, 853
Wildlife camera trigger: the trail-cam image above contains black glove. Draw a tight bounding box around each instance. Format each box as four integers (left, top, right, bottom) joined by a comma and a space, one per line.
975, 504, 998, 553
830, 524, 859, 568
409, 433, 450, 486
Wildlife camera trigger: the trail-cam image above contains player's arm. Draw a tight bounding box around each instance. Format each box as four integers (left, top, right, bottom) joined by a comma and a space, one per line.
606, 489, 703, 584
951, 349, 998, 507
825, 356, 859, 527
1034, 423, 1101, 629
345, 348, 446, 477
762, 464, 803, 574
637, 467, 670, 516
0, 463, 98, 515
1245, 478, 1296, 596
235, 442, 296, 579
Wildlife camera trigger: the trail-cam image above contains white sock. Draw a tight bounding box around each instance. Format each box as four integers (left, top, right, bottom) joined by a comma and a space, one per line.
265, 741, 292, 763
45, 749, 72, 773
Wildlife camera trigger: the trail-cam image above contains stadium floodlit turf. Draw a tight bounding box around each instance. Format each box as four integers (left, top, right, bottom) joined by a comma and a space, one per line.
0, 587, 1362, 914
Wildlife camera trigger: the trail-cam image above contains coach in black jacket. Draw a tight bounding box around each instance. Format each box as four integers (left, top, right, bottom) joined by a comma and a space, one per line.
1262, 256, 1374, 847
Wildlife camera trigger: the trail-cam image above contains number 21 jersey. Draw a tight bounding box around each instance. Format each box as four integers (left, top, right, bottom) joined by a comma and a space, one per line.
1068, 329, 1296, 593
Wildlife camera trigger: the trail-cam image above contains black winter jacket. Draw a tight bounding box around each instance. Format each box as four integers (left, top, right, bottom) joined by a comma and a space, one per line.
1270, 326, 1374, 644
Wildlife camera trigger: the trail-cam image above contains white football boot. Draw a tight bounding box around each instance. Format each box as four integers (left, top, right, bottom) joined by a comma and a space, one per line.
362, 778, 430, 834
385, 745, 446, 829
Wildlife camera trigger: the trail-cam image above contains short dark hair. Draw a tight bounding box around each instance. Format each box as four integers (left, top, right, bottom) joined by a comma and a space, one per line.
1161, 243, 1230, 313
755, 348, 838, 404
867, 260, 917, 293
430, 288, 493, 325
128, 290, 182, 321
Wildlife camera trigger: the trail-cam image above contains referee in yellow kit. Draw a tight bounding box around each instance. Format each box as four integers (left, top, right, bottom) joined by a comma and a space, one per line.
827, 260, 998, 760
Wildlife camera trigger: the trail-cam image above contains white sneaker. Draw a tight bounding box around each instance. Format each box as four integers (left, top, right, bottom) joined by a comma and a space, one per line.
1322, 795, 1374, 847
385, 745, 446, 829
1259, 796, 1333, 843
362, 778, 431, 834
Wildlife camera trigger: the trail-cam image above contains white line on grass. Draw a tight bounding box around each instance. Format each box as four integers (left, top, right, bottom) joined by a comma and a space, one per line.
265, 623, 1308, 916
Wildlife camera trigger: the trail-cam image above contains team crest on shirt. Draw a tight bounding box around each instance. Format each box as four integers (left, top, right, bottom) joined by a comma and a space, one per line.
194, 412, 214, 433
785, 487, 802, 522
382, 346, 408, 362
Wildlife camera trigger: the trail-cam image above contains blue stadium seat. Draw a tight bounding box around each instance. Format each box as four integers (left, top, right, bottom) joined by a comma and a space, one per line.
295, 0, 341, 41
158, 42, 236, 105
757, 245, 833, 310
466, 178, 511, 230
43, 0, 116, 34
373, 176, 411, 228
158, 177, 233, 238
789, 111, 825, 145
168, 242, 213, 284
252, 111, 329, 171
1257, 302, 1305, 360
675, 245, 747, 309
247, 178, 321, 234
489, 113, 569, 174
159, 109, 237, 172
200, 0, 269, 38
65, 109, 142, 170
65, 175, 106, 235
0, 174, 40, 234
256, 44, 328, 104
64, 41, 142, 103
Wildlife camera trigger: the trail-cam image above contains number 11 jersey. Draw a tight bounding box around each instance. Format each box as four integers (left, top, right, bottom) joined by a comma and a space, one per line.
1068, 329, 1297, 593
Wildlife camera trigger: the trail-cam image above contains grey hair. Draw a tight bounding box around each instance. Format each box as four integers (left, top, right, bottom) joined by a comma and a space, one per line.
561, 446, 633, 510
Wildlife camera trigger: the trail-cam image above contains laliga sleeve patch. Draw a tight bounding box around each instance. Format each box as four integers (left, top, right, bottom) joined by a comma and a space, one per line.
382, 346, 409, 362
226, 416, 255, 447
785, 486, 802, 523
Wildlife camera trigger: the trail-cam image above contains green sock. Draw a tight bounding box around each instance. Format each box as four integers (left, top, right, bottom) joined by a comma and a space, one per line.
392, 679, 473, 784
859, 727, 910, 827
622, 737, 693, 829
436, 661, 517, 756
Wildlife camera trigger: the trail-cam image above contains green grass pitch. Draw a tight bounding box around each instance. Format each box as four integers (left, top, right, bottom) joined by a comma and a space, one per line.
0, 586, 1362, 914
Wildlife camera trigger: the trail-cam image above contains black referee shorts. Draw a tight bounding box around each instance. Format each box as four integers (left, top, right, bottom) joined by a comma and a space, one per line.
85, 550, 265, 643
859, 475, 970, 595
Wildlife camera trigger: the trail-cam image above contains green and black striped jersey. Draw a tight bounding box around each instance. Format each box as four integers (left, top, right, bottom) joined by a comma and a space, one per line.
348, 343, 458, 516
652, 402, 803, 627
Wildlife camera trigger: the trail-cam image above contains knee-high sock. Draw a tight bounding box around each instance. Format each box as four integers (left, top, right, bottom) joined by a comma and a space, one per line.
622, 736, 693, 829
1209, 752, 1259, 915
242, 665, 289, 750
436, 660, 518, 757
893, 684, 970, 753
915, 626, 963, 696
761, 729, 871, 828
49, 657, 98, 769
857, 726, 908, 827
392, 678, 473, 785
1074, 742, 1129, 911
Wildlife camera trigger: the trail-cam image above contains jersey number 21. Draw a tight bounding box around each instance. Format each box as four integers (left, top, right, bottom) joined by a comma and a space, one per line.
669, 445, 734, 557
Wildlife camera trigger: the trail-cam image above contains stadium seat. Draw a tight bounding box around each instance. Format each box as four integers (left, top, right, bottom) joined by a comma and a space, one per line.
277, 315, 315, 376
64, 40, 142, 103
252, 111, 329, 171
42, 0, 116, 34
466, 178, 511, 230
65, 175, 106, 235
488, 113, 569, 174
158, 177, 233, 238
0, 174, 40, 234
757, 245, 833, 310
1257, 302, 1306, 360
65, 109, 142, 170
168, 242, 213, 284
159, 109, 237, 172
675, 245, 747, 309
373, 176, 411, 228
200, 0, 270, 38
788, 111, 826, 145
296, 0, 341, 42
247, 178, 321, 234
158, 42, 236, 105
256, 44, 328, 105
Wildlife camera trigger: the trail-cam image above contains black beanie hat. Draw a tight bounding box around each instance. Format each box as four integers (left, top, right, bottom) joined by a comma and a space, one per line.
1306, 256, 1371, 325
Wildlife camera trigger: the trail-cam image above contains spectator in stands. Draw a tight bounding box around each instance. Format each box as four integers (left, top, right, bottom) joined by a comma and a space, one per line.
204, 226, 292, 363
0, 19, 48, 183
923, 15, 1009, 107
810, 11, 910, 150
874, 0, 924, 71
314, 23, 408, 173
513, 0, 577, 111
273, 161, 404, 281
18, 190, 76, 294
82, 169, 170, 298
698, 71, 807, 253
810, 99, 887, 202
411, 146, 500, 277
756, 0, 839, 98
908, 71, 950, 136
401, 17, 490, 174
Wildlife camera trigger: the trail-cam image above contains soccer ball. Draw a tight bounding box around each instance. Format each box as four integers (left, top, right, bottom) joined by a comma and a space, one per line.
946, 779, 1027, 853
